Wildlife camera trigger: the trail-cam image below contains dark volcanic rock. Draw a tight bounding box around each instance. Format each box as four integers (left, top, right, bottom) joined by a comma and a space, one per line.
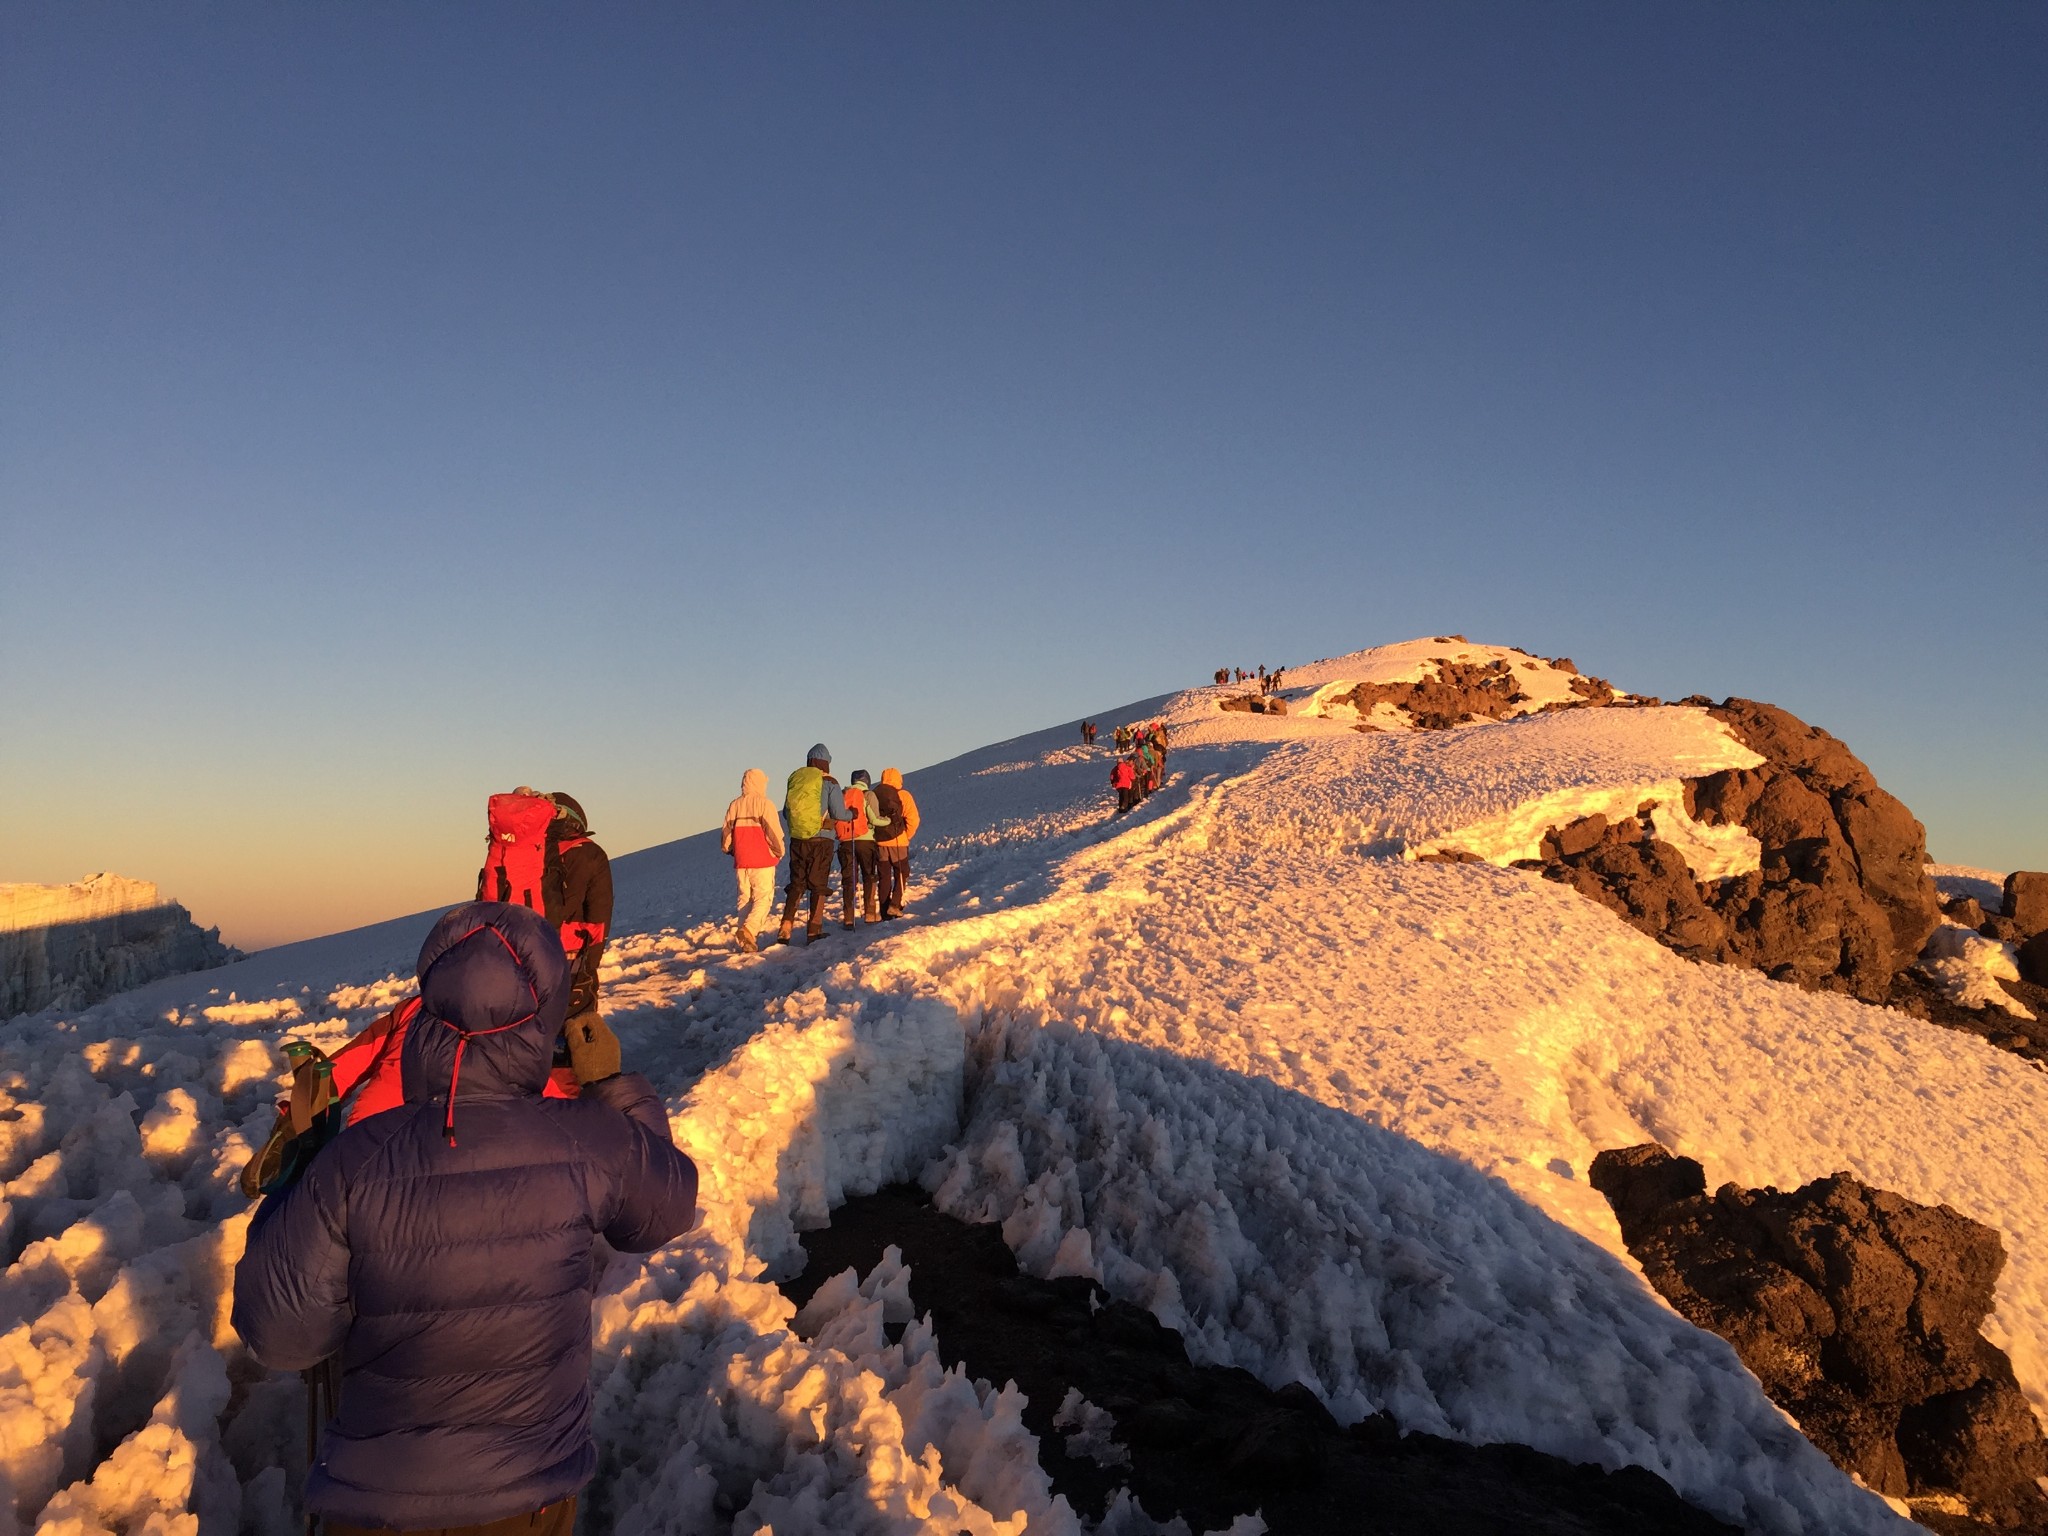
2004, 873, 2048, 942
1534, 816, 1729, 961
787, 1185, 1737, 1536
1945, 896, 1990, 930
1590, 1146, 2048, 1529
1218, 694, 1288, 717
2019, 932, 2048, 989
1694, 699, 1942, 995
1885, 969, 2048, 1065
1532, 700, 1945, 1005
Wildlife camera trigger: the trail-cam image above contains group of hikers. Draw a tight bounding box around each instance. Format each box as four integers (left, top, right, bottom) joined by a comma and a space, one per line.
234, 786, 691, 1536
1213, 663, 1287, 693
721, 745, 922, 951
1108, 719, 1171, 814
229, 718, 1189, 1535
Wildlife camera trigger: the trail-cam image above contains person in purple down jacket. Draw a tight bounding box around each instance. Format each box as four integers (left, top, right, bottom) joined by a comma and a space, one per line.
232, 901, 699, 1536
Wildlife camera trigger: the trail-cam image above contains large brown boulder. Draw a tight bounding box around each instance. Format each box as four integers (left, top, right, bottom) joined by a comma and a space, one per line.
2018, 931, 2048, 989
1692, 700, 1941, 989
1590, 1146, 2048, 1526
1531, 699, 1940, 1002
1533, 815, 1729, 961
2003, 872, 2048, 942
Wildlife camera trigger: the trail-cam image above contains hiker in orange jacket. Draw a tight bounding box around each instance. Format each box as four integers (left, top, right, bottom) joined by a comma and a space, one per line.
872, 768, 920, 919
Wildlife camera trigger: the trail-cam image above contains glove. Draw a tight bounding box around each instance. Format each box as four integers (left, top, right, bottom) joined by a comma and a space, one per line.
564, 1009, 623, 1084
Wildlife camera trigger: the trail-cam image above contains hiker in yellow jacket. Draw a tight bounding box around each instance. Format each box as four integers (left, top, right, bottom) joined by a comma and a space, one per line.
871, 768, 920, 919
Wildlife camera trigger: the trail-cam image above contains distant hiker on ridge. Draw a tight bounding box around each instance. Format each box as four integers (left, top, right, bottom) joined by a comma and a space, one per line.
233, 901, 698, 1536
781, 744, 849, 944
722, 768, 786, 953
835, 769, 891, 929
874, 766, 919, 919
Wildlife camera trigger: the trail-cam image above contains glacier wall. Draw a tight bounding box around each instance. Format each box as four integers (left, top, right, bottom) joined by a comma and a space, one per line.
0, 874, 241, 1018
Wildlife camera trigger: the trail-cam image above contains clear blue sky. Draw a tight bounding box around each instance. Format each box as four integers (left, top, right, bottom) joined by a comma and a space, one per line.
3, 3, 2042, 948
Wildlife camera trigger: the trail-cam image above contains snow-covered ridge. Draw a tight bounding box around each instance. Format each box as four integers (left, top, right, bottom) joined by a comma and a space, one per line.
1, 875, 174, 933
14, 637, 2035, 1533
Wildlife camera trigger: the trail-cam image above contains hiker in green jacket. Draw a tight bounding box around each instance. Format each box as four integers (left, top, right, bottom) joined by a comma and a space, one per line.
780, 744, 850, 944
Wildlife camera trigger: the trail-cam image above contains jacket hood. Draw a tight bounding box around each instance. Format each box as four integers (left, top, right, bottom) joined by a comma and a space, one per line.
402, 902, 569, 1108
549, 791, 589, 836
881, 767, 903, 788
741, 767, 768, 798
807, 743, 831, 766
850, 770, 871, 787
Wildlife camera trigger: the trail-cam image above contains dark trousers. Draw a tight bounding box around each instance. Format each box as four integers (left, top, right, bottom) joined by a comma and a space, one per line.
1116, 787, 1137, 813
325, 1497, 576, 1536
783, 838, 835, 927
879, 849, 909, 914
836, 841, 880, 921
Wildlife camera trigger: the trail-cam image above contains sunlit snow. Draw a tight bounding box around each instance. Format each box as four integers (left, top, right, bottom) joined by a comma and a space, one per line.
11, 638, 2033, 1533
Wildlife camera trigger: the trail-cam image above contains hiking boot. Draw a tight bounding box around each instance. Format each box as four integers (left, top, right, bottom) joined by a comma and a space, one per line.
736, 927, 756, 954
842, 920, 857, 932
863, 893, 879, 924
805, 924, 825, 943
777, 920, 794, 946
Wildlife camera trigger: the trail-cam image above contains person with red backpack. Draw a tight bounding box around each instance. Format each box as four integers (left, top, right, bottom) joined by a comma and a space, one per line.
233, 901, 697, 1536
721, 768, 785, 953
476, 788, 619, 1082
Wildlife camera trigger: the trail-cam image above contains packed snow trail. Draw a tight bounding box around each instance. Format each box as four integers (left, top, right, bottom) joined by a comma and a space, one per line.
7, 641, 2035, 1532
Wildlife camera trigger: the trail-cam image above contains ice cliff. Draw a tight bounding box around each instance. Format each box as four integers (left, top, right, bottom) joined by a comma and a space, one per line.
0, 874, 240, 1018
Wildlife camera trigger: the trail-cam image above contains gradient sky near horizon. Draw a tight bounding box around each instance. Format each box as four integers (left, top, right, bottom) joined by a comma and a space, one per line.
3, 4, 2043, 951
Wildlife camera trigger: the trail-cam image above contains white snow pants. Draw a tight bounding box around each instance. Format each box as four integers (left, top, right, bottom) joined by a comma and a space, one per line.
735, 866, 777, 935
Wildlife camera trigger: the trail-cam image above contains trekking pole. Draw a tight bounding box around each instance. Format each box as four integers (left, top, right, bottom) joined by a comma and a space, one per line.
302, 1358, 337, 1536
302, 1366, 318, 1536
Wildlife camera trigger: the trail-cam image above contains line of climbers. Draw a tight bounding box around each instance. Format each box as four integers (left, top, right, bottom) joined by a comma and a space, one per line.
1212, 664, 1287, 692
1110, 719, 1170, 815
721, 746, 922, 951
226, 723, 1162, 1534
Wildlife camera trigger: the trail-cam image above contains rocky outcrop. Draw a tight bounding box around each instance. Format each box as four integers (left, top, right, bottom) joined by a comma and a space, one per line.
1590, 1146, 2048, 1530
1690, 700, 1942, 985
2001, 874, 2048, 986
1536, 812, 1731, 960
1331, 654, 1621, 731
2004, 873, 2048, 944
0, 874, 240, 1018
1530, 699, 1943, 1003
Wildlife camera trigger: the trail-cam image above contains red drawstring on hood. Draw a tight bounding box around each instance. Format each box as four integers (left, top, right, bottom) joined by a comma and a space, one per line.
430, 922, 542, 1146
439, 1014, 530, 1146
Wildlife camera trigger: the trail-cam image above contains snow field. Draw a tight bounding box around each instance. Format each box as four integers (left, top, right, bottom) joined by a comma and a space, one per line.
4, 638, 2036, 1533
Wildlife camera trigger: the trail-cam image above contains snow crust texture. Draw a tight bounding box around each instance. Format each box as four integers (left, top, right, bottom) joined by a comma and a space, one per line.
9, 637, 2035, 1534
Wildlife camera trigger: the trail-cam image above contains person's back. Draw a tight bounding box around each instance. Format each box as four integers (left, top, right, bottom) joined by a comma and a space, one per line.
232, 902, 697, 1534
837, 770, 891, 925
780, 746, 847, 942
874, 767, 918, 919
723, 768, 786, 951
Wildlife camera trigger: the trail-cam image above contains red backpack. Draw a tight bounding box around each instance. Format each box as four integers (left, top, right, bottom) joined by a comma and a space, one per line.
477, 792, 567, 920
